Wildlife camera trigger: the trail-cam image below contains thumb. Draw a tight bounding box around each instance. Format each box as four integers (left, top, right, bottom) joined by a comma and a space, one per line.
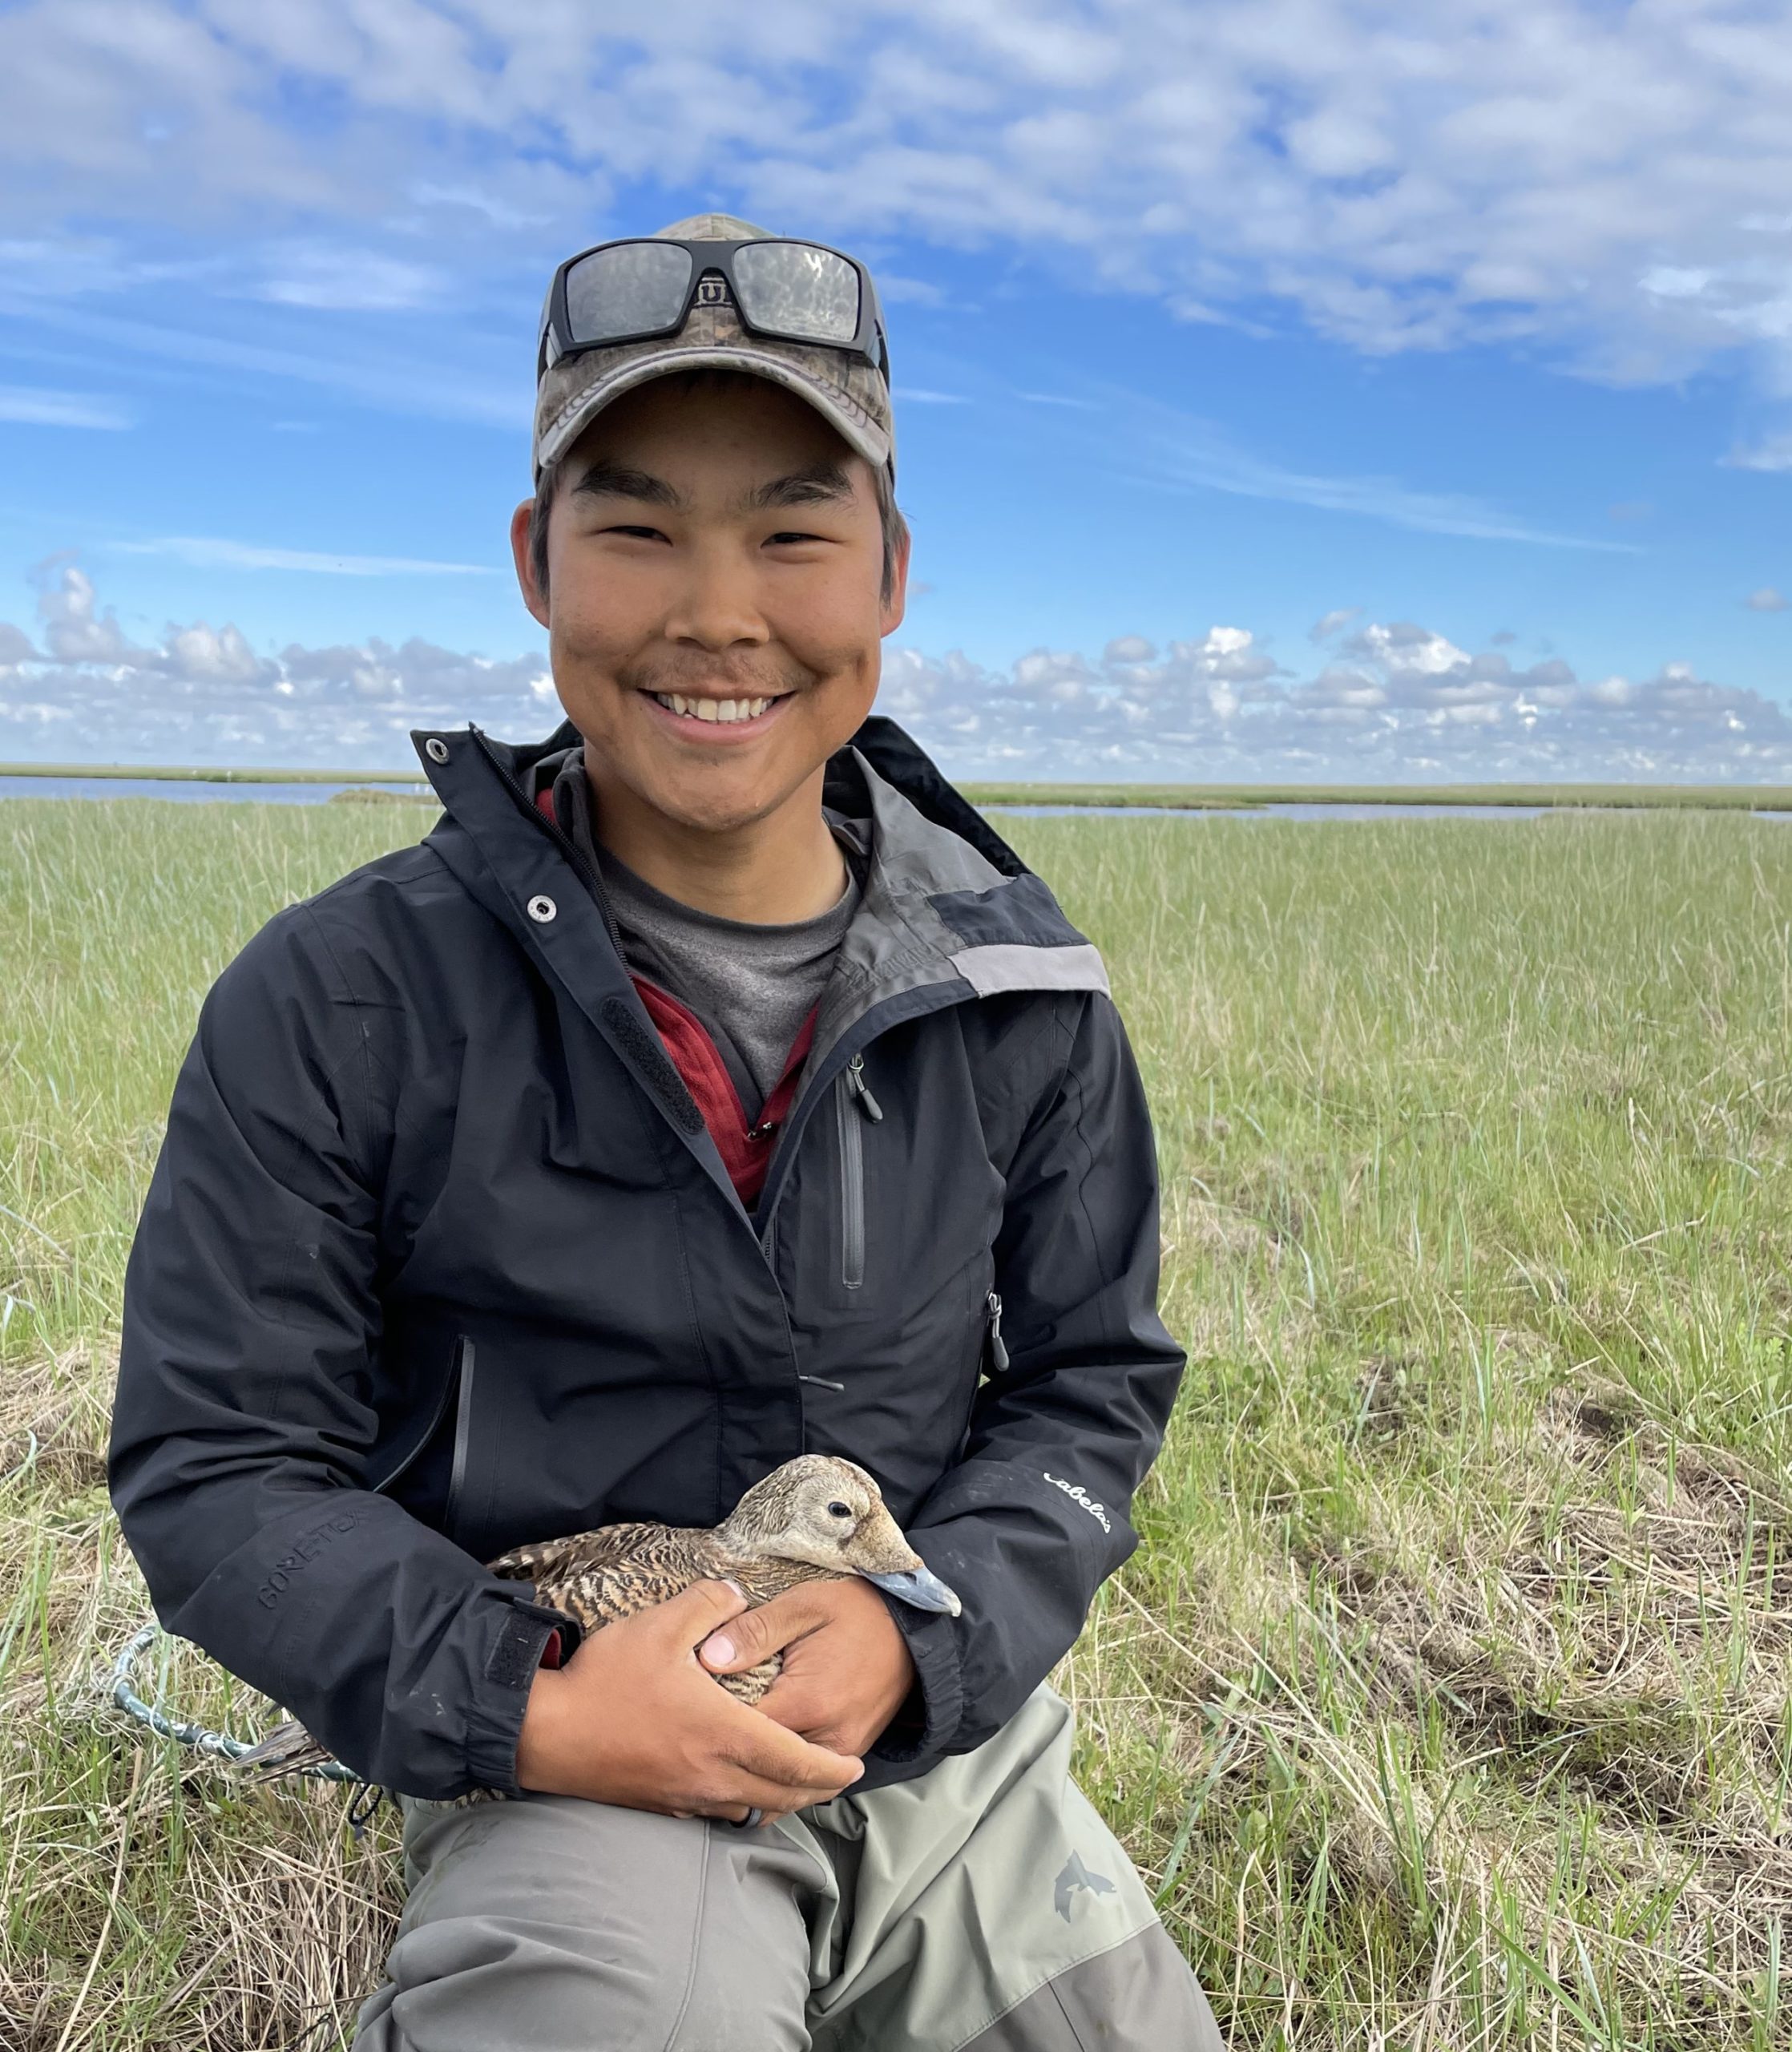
699, 1585, 817, 1674
657, 1577, 749, 1644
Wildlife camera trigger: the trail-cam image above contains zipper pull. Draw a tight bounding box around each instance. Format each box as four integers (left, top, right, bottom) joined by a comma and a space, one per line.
986, 1291, 1009, 1374
846, 1053, 884, 1122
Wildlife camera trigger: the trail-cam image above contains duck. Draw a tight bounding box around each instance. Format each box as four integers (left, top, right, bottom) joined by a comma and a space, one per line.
232, 1454, 960, 1782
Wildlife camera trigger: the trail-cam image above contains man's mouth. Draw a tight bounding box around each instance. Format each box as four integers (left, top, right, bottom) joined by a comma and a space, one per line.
646, 691, 789, 727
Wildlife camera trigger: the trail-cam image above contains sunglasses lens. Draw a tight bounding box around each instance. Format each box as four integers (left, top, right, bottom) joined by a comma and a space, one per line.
563, 242, 694, 344
733, 242, 861, 344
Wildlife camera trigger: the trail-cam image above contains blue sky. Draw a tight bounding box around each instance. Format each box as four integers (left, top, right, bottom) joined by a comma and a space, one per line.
2, 1, 1792, 780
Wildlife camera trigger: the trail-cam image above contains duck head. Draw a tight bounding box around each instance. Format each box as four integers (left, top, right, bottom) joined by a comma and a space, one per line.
720, 1455, 963, 1617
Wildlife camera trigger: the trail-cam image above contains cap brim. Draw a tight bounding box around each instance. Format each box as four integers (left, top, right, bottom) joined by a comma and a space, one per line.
535, 342, 892, 479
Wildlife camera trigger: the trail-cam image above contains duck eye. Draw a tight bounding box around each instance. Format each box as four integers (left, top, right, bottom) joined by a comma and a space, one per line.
827, 1501, 852, 1519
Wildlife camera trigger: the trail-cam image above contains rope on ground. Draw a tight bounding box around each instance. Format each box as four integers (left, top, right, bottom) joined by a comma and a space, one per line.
108, 1619, 363, 1783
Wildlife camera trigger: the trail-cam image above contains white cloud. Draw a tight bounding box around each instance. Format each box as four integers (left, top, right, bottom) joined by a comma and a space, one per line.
878, 610, 1792, 780
1310, 606, 1362, 640
0, 563, 549, 762
249, 242, 446, 312
1746, 587, 1790, 612
5, 564, 1792, 783
409, 181, 544, 231
1116, 397, 1629, 549
0, 383, 131, 429
115, 536, 500, 576
34, 562, 141, 662
5, 0, 1792, 423
1342, 621, 1473, 677
1729, 434, 1792, 473
0, 281, 523, 427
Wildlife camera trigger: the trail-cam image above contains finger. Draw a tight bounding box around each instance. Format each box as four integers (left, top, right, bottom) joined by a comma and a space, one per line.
651, 1577, 749, 1646
697, 1801, 805, 1828
699, 1585, 829, 1674
701, 1765, 853, 1815
718, 1710, 862, 1796
749, 1671, 836, 1738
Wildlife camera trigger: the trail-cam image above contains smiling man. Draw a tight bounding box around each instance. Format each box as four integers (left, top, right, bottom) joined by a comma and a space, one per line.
109, 216, 1224, 2050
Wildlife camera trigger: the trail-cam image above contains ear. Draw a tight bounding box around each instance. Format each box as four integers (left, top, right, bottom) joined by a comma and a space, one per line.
511, 496, 551, 631
878, 519, 910, 640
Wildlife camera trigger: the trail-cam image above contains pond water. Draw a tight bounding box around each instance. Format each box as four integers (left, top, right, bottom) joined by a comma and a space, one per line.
0, 776, 430, 805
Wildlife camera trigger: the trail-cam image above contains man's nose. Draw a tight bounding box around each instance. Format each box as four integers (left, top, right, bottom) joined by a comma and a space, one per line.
664, 538, 771, 651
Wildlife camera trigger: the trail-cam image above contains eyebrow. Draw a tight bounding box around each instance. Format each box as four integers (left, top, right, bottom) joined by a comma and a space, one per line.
569, 458, 684, 508
567, 456, 857, 515
745, 461, 856, 512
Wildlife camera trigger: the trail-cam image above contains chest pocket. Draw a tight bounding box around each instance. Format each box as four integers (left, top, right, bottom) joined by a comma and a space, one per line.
835, 1054, 878, 1291
783, 1032, 1005, 1326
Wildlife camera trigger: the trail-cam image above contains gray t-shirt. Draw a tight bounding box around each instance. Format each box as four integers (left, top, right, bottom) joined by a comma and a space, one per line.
549, 754, 861, 1117
595, 844, 858, 1115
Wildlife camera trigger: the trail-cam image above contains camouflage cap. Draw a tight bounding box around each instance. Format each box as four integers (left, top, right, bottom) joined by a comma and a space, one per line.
532, 212, 894, 483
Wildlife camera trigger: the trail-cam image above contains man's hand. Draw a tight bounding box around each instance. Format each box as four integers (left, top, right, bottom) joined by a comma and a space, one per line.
698, 1577, 917, 1762
515, 1580, 864, 1820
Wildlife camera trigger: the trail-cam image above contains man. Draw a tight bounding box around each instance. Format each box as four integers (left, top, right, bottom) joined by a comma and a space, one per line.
109, 214, 1224, 2049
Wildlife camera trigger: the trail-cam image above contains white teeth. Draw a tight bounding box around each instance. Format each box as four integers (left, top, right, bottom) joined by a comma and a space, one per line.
652, 693, 776, 725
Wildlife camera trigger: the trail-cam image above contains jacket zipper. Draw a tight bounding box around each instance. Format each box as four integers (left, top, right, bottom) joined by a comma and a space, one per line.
986, 1291, 1009, 1374
369, 1337, 465, 1498
836, 1053, 882, 1290
441, 1335, 478, 1542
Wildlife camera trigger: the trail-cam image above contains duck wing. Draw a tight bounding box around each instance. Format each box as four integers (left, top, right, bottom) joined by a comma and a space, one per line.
489, 1523, 728, 1635
486, 1522, 666, 1587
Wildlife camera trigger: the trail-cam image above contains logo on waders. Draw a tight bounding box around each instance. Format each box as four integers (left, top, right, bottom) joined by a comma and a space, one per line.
1053, 1850, 1116, 1921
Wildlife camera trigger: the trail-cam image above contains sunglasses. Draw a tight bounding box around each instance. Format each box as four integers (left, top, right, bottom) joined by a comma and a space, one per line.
538, 236, 890, 383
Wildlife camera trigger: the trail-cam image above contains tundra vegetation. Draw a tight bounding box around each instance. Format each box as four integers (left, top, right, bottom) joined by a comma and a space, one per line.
2, 797, 1789, 2049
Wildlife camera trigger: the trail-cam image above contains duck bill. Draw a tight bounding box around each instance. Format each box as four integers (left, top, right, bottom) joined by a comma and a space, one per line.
863, 1565, 963, 1617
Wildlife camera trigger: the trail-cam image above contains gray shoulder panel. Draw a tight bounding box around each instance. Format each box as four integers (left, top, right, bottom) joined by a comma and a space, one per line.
947, 943, 1111, 999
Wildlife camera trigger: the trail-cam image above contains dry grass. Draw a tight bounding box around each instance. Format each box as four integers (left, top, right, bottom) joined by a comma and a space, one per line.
2, 797, 1791, 2046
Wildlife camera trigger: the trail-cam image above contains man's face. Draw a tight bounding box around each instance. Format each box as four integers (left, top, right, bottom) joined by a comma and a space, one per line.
510, 375, 906, 838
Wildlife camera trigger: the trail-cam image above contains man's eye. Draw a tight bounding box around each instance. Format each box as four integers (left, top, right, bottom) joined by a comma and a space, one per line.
603, 523, 668, 542
767, 530, 824, 546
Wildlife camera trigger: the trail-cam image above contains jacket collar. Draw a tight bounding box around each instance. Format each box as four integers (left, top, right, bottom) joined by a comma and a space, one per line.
409, 713, 1109, 1230
413, 713, 1108, 1021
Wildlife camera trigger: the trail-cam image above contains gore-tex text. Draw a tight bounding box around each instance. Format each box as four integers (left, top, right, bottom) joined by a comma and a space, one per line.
257, 1509, 361, 1608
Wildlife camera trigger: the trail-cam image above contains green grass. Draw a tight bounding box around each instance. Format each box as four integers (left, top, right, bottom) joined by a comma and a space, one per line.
3, 797, 1790, 2046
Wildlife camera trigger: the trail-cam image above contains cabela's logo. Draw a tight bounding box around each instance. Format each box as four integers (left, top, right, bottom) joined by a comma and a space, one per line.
1043, 1472, 1112, 1533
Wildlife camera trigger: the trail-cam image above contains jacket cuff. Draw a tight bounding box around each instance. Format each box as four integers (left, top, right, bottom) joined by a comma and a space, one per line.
868, 1598, 963, 1770
462, 1595, 583, 1794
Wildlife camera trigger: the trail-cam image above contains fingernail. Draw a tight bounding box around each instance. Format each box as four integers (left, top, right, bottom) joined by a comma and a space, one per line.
703, 1634, 735, 1667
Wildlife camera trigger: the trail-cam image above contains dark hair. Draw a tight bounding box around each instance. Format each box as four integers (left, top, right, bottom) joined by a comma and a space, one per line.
529, 374, 907, 604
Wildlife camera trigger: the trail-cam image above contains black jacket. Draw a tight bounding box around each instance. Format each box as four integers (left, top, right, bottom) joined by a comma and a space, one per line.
109, 717, 1185, 1799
